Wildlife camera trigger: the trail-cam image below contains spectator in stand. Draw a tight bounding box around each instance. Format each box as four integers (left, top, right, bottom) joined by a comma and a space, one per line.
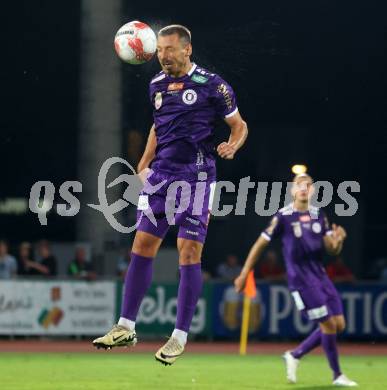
326, 256, 355, 283
68, 246, 96, 280
258, 250, 285, 281
26, 240, 57, 277
0, 239, 18, 279
216, 254, 242, 281
16, 241, 35, 276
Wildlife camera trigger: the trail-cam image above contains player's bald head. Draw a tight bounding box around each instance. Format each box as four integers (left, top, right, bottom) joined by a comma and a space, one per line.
158, 24, 191, 46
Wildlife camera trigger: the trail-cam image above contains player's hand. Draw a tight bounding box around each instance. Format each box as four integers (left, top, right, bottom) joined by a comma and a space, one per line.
217, 142, 236, 160
332, 224, 347, 242
138, 167, 151, 184
234, 273, 247, 293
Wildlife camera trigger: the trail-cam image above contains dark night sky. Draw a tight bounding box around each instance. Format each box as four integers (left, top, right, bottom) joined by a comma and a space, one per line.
1, 1, 386, 264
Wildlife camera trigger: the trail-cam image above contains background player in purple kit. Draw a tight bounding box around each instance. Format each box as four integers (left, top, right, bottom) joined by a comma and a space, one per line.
234, 173, 358, 387
93, 24, 248, 365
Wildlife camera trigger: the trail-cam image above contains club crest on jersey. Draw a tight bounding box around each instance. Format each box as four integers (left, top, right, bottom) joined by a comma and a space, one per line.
155, 92, 162, 110
182, 89, 197, 105
168, 82, 184, 91
312, 222, 322, 233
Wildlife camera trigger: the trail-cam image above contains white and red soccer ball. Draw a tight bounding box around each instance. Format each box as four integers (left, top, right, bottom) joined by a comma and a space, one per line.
114, 21, 157, 64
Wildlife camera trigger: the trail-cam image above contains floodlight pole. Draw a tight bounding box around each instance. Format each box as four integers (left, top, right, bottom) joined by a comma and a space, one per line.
77, 0, 123, 275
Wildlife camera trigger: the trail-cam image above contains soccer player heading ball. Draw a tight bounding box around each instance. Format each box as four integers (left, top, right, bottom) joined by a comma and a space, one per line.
93, 24, 248, 365
235, 174, 358, 387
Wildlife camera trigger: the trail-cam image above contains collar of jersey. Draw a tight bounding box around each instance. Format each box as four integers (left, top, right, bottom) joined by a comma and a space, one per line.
164, 63, 197, 81
290, 202, 319, 217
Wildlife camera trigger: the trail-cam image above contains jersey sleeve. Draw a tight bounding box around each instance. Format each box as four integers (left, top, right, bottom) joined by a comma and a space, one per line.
321, 210, 333, 236
261, 213, 283, 241
211, 75, 238, 119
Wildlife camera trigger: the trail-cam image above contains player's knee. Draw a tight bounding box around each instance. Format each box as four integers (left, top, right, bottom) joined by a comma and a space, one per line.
132, 232, 160, 258
319, 317, 337, 334
336, 317, 346, 333
178, 243, 201, 265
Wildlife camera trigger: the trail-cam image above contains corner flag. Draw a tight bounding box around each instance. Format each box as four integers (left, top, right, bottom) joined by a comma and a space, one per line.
239, 271, 256, 355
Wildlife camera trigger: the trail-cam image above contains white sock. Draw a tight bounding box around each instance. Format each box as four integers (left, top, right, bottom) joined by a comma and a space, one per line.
118, 317, 135, 331
172, 329, 188, 346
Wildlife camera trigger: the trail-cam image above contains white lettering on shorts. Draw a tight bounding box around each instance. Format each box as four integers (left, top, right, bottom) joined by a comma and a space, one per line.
137, 195, 149, 210
185, 230, 199, 236
307, 305, 328, 320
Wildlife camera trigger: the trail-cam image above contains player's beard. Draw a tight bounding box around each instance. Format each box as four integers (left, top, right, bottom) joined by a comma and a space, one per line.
162, 58, 186, 77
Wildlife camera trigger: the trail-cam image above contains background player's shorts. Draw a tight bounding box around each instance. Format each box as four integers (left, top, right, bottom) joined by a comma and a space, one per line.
290, 277, 343, 322
136, 170, 215, 244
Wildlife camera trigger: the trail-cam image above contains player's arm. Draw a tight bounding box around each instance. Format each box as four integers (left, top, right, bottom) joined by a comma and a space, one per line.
137, 124, 157, 179
217, 112, 248, 160
234, 235, 269, 293
323, 223, 347, 256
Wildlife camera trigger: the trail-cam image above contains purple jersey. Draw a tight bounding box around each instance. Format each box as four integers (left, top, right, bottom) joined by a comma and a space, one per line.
261, 204, 333, 290
149, 63, 238, 177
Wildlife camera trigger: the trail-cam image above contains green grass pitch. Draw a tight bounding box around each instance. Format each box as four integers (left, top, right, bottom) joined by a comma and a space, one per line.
1, 353, 385, 389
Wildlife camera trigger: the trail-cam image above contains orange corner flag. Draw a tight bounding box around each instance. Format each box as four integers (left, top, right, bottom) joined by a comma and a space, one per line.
244, 271, 257, 299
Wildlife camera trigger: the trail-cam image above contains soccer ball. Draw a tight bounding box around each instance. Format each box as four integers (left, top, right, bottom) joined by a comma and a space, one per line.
114, 21, 157, 64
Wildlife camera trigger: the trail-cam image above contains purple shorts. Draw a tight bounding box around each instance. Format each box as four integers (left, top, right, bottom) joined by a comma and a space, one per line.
291, 277, 343, 322
136, 170, 215, 243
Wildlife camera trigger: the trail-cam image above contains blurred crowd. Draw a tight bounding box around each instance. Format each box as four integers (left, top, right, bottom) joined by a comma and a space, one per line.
0, 239, 96, 280
1, 238, 385, 283
213, 250, 387, 284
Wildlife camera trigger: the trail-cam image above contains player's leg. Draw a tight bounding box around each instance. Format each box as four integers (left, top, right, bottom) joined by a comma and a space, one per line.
289, 327, 322, 360
284, 327, 321, 382
118, 231, 163, 330
93, 231, 163, 349
322, 283, 357, 386
155, 174, 212, 365
285, 273, 349, 382
333, 315, 346, 333
284, 288, 325, 383
94, 170, 171, 349
155, 238, 203, 365
174, 238, 203, 340
319, 315, 342, 379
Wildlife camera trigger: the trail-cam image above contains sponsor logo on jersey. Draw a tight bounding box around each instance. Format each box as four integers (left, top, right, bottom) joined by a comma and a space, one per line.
191, 74, 208, 84
217, 83, 233, 109
167, 82, 184, 91
155, 92, 162, 110
182, 89, 197, 105
299, 214, 311, 222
